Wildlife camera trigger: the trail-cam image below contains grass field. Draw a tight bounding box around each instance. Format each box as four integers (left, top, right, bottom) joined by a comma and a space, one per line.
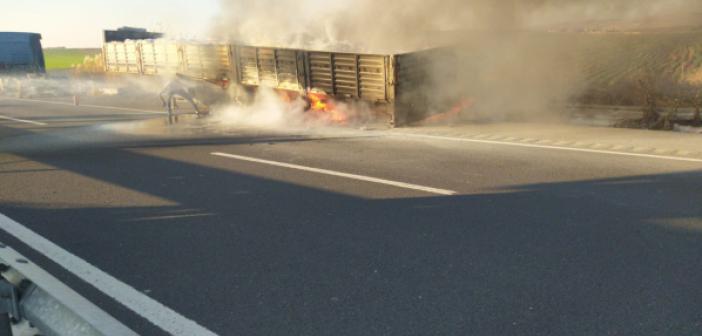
43, 48, 101, 70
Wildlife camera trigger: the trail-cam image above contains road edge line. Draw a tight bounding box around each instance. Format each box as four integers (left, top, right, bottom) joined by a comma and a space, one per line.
0, 115, 48, 126
397, 133, 702, 164
1, 98, 166, 115
0, 243, 139, 336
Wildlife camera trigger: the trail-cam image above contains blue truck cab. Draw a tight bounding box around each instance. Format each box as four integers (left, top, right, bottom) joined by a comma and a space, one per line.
0, 32, 46, 74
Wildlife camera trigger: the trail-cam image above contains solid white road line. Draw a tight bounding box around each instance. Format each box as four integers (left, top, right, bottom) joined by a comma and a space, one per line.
0, 213, 219, 336
1, 97, 166, 115
398, 133, 702, 164
211, 152, 457, 196
0, 244, 139, 336
0, 115, 48, 126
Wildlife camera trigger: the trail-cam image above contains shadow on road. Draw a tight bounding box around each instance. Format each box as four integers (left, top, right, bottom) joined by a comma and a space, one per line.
0, 124, 701, 335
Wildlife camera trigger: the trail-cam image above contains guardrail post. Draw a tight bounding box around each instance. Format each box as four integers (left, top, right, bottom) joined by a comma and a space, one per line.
0, 313, 11, 336
0, 244, 139, 336
15, 80, 22, 99
0, 278, 20, 336
0, 314, 11, 336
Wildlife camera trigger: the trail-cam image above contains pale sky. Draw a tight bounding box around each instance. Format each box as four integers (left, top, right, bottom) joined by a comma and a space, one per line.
1, 0, 220, 48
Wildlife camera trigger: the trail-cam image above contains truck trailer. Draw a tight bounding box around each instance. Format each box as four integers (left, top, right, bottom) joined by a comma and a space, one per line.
103, 39, 459, 126
0, 32, 46, 74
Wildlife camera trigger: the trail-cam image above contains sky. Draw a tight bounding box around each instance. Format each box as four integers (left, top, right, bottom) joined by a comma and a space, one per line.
1, 0, 220, 48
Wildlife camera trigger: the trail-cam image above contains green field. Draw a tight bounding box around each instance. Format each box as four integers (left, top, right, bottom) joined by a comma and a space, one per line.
43, 48, 101, 70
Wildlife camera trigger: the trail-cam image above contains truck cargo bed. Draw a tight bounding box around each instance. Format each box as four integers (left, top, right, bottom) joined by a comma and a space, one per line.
102, 39, 456, 126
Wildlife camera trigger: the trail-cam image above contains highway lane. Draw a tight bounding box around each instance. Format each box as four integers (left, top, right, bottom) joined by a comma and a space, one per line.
0, 99, 701, 335
0, 97, 164, 130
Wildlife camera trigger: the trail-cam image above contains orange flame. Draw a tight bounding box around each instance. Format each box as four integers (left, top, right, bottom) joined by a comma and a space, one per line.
307, 91, 348, 124
419, 97, 474, 125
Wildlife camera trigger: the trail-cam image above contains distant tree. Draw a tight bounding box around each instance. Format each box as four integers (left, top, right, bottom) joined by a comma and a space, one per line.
690, 88, 702, 127
634, 67, 662, 129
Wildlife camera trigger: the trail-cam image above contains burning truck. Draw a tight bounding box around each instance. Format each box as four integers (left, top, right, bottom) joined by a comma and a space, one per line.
102, 38, 467, 126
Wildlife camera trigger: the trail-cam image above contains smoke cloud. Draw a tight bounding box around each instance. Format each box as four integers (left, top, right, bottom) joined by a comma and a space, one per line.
210, 0, 702, 124
213, 0, 702, 52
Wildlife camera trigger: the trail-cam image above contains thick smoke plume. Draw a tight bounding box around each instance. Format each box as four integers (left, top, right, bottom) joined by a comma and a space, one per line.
211, 0, 702, 123
213, 0, 702, 52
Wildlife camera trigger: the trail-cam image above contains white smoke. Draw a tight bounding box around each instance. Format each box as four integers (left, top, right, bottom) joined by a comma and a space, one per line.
210, 87, 308, 128
212, 0, 702, 52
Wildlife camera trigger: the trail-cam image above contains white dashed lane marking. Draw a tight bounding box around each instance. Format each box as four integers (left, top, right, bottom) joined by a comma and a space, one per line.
212, 152, 458, 196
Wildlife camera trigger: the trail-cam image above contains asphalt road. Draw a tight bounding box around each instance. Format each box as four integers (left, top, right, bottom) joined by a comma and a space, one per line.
0, 98, 701, 335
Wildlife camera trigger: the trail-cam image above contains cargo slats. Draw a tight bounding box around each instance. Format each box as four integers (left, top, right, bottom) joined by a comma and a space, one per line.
103, 40, 394, 104
358, 55, 386, 101
182, 44, 231, 80
140, 40, 180, 75
235, 46, 305, 90
124, 41, 140, 74
308, 52, 334, 94
237, 47, 259, 85
257, 48, 277, 86
104, 41, 140, 74
275, 49, 301, 90
333, 53, 359, 98
306, 52, 387, 101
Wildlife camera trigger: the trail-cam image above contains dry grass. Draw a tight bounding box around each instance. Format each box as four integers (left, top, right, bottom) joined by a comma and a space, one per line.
571, 31, 702, 107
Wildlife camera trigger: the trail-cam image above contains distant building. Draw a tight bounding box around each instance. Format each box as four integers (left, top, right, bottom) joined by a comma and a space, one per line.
0, 32, 46, 73
103, 27, 164, 43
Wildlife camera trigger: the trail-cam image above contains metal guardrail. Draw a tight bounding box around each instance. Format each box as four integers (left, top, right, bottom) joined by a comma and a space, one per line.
0, 242, 138, 336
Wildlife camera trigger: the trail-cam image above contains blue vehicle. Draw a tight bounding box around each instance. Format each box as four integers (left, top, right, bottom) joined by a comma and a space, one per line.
0, 32, 46, 74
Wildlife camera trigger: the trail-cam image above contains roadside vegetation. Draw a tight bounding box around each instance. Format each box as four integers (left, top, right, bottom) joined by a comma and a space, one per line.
574, 31, 702, 108
557, 31, 702, 130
